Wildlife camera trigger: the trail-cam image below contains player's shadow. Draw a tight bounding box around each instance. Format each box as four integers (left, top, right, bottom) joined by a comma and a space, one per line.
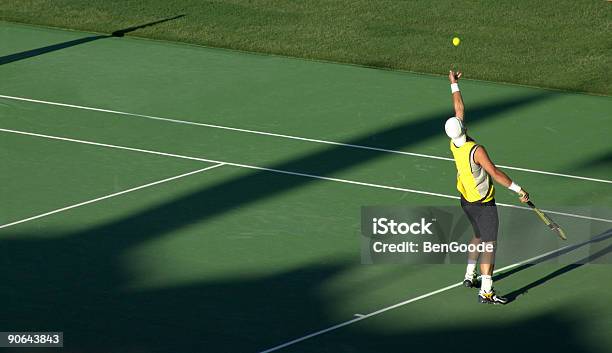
494, 228, 612, 282
504, 244, 612, 304
0, 14, 185, 66
493, 228, 612, 303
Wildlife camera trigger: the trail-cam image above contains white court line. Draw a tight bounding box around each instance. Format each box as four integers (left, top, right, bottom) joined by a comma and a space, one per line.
0, 163, 225, 230
1, 94, 610, 185
258, 231, 610, 353
1, 127, 611, 224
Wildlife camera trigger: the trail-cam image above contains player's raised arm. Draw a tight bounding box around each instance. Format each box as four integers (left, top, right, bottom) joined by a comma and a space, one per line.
474, 146, 530, 203
449, 70, 464, 121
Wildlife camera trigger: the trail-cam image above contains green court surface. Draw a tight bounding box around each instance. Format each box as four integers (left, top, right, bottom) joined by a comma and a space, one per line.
0, 22, 611, 353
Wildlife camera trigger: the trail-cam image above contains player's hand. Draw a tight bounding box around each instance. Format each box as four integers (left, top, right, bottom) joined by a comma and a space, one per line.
518, 189, 530, 203
449, 70, 462, 83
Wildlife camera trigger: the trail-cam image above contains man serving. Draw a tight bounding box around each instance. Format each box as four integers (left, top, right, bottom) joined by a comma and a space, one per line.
445, 71, 530, 305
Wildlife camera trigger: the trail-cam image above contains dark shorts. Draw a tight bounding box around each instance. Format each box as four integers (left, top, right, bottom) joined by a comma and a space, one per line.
460, 196, 499, 242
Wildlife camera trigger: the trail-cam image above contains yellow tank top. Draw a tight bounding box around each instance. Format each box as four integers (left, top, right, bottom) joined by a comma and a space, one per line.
450, 139, 495, 203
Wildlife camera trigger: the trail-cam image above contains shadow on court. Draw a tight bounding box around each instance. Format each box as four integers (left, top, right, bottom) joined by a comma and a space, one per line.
5, 90, 604, 351
503, 238, 612, 303
286, 310, 600, 353
23, 92, 555, 253
494, 228, 612, 282
0, 15, 185, 66
575, 149, 612, 171
0, 91, 565, 351
111, 15, 185, 37
0, 230, 607, 353
0, 237, 351, 352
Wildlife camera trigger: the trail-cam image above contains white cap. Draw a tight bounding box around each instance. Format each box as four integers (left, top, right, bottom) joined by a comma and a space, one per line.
445, 117, 466, 146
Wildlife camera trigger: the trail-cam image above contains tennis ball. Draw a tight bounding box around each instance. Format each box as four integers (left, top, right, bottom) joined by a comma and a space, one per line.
452, 37, 461, 47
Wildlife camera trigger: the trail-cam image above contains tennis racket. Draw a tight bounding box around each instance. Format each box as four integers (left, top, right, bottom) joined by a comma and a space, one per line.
527, 201, 567, 240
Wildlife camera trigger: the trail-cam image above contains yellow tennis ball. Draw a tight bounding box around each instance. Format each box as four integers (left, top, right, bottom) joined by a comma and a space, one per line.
452, 37, 461, 47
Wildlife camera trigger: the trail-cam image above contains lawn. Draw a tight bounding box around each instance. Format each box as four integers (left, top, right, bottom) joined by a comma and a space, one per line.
1, 0, 610, 95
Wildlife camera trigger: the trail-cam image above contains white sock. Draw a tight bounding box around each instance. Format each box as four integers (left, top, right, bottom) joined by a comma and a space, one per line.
465, 263, 477, 279
480, 275, 492, 293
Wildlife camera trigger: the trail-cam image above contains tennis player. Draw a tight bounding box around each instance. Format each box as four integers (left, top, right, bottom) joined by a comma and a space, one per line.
445, 70, 529, 305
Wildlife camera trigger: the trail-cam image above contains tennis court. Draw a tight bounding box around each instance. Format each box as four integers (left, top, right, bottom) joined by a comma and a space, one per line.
1, 22, 611, 353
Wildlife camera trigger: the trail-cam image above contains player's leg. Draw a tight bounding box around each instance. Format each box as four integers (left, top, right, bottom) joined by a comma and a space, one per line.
463, 235, 481, 287
478, 241, 495, 292
478, 243, 506, 304
460, 199, 483, 288
479, 243, 495, 277
476, 203, 507, 304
